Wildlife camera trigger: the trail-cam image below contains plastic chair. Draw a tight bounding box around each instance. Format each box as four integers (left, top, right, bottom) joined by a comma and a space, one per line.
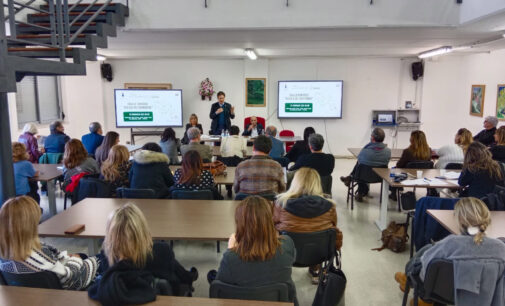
445, 163, 463, 170
244, 116, 266, 131
210, 280, 290, 303
279, 130, 295, 152
405, 161, 434, 169
116, 188, 156, 199
153, 278, 173, 296
347, 163, 387, 210
320, 175, 333, 196
75, 177, 112, 203
171, 189, 213, 200
0, 271, 62, 289
402, 259, 454, 306
281, 229, 336, 267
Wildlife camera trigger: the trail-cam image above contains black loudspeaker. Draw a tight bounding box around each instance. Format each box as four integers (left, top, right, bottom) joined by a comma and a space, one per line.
411, 61, 424, 81
101, 63, 113, 82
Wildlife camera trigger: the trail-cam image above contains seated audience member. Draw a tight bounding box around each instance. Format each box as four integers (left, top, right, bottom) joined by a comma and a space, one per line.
490, 126, 505, 163
81, 122, 104, 157
233, 135, 286, 195
396, 130, 432, 168
220, 125, 247, 158
458, 142, 504, 199
89, 203, 197, 304
242, 116, 264, 137
435, 128, 472, 169
274, 168, 343, 284
214, 196, 297, 304
62, 139, 100, 184
173, 151, 223, 199
95, 131, 120, 169
18, 123, 43, 163
182, 113, 204, 144
129, 143, 174, 199
474, 116, 498, 146
340, 128, 391, 201
44, 121, 70, 154
12, 142, 39, 203
180, 127, 212, 162
395, 197, 505, 306
0, 196, 99, 290
289, 133, 335, 177
101, 145, 132, 196
265, 126, 285, 158
285, 126, 315, 163
159, 127, 180, 165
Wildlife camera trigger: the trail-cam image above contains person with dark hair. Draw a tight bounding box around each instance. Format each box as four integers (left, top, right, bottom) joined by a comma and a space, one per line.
209, 91, 235, 135
474, 116, 498, 146
490, 126, 505, 163
81, 122, 104, 156
220, 125, 247, 158
340, 128, 391, 201
44, 121, 70, 153
289, 134, 335, 177
265, 126, 285, 158
94, 131, 120, 168
242, 116, 264, 137
181, 114, 204, 144
285, 127, 315, 163
233, 135, 285, 195
159, 127, 180, 165
129, 142, 174, 199
180, 127, 212, 162
62, 139, 100, 183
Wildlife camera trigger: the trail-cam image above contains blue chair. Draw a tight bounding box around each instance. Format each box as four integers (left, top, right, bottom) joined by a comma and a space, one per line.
0, 270, 62, 289
281, 229, 336, 267
210, 280, 290, 303
171, 189, 214, 200
116, 188, 156, 199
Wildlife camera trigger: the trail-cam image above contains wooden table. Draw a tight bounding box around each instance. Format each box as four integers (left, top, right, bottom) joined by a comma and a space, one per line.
427, 210, 505, 239
348, 147, 403, 160
372, 168, 461, 231
169, 166, 235, 186
0, 286, 293, 306
39, 198, 239, 253
32, 164, 63, 216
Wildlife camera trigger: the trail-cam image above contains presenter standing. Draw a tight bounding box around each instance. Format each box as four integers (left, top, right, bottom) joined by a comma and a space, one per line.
209, 91, 235, 135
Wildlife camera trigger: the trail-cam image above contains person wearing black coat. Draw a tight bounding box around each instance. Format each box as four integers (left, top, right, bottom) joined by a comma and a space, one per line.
285, 126, 315, 163
209, 91, 235, 135
129, 143, 175, 199
473, 116, 498, 146
242, 116, 264, 137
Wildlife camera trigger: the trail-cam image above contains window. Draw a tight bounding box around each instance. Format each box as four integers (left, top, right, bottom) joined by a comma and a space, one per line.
16, 76, 62, 127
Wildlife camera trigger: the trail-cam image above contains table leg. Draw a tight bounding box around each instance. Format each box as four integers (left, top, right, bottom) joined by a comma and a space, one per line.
88, 239, 100, 255
375, 179, 389, 231
47, 179, 57, 216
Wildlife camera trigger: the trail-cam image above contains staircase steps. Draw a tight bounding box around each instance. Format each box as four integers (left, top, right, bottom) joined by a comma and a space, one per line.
28, 11, 108, 24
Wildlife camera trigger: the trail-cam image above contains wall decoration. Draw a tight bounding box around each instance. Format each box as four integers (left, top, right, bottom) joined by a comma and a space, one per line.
496, 84, 505, 120
469, 85, 485, 117
199, 78, 214, 100
245, 78, 266, 107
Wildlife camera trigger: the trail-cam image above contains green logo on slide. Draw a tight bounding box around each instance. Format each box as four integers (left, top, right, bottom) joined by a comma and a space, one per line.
124, 112, 153, 122
285, 103, 313, 113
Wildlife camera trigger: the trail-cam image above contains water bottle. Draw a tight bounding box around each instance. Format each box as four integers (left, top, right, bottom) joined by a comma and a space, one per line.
225, 129, 229, 137
221, 130, 225, 138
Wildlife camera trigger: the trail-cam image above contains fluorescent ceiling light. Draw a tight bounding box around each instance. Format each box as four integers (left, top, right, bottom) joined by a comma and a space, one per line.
244, 48, 257, 60
418, 46, 452, 59
96, 55, 106, 61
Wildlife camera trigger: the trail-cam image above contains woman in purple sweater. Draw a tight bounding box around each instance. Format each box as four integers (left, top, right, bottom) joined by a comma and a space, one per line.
18, 123, 44, 163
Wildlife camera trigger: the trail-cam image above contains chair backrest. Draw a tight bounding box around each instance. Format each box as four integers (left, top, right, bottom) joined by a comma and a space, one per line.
234, 193, 276, 201
209, 280, 290, 302
422, 259, 455, 304
405, 161, 434, 169
281, 228, 336, 267
217, 155, 243, 167
116, 188, 156, 199
279, 130, 295, 153
445, 163, 463, 170
153, 278, 173, 296
320, 175, 333, 195
355, 163, 387, 183
171, 189, 214, 200
38, 153, 63, 164
0, 271, 62, 289
76, 177, 112, 202
244, 117, 266, 130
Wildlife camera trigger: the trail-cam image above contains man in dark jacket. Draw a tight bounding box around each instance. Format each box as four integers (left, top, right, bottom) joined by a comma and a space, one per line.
474, 116, 498, 146
242, 116, 264, 137
209, 91, 235, 135
289, 133, 334, 177
340, 127, 391, 201
44, 121, 70, 153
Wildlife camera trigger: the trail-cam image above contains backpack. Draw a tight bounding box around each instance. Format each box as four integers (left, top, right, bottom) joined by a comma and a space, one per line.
202, 160, 227, 176
372, 221, 409, 253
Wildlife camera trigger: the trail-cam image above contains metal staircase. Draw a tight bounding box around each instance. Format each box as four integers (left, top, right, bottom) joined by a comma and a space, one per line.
0, 0, 129, 204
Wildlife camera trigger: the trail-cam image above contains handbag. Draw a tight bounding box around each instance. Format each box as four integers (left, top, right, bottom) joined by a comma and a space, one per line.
400, 191, 417, 210
312, 250, 346, 306
202, 161, 226, 176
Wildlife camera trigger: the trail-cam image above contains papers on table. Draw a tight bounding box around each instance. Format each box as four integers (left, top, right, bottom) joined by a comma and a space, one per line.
201, 135, 220, 140
436, 171, 460, 180
57, 166, 64, 170
401, 178, 451, 186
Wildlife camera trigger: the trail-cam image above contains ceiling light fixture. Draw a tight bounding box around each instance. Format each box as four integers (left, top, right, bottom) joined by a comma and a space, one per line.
245, 48, 258, 60
418, 46, 452, 59
96, 55, 106, 61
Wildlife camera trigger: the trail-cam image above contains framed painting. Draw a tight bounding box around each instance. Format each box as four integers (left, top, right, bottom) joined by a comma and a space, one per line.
470, 84, 485, 117
245, 78, 266, 107
497, 84, 505, 120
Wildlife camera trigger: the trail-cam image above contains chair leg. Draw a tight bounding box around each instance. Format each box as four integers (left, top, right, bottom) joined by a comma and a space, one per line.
397, 189, 401, 211
410, 214, 415, 258
379, 182, 383, 204
351, 182, 355, 210
216, 241, 220, 253
402, 280, 411, 306
63, 194, 67, 210
413, 284, 419, 306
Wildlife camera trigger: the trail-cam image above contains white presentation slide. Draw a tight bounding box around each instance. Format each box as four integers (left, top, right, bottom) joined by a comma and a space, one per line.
278, 81, 343, 118
114, 89, 183, 127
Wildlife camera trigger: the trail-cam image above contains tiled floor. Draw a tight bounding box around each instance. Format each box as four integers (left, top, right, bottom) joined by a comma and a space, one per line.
40, 158, 412, 306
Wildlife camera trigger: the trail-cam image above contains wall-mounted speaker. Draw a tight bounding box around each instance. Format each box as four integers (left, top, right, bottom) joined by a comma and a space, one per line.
411, 61, 424, 81
101, 63, 113, 82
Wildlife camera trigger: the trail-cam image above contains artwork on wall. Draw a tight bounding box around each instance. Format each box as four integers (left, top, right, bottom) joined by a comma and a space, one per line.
245, 78, 266, 107
469, 84, 485, 117
496, 84, 505, 120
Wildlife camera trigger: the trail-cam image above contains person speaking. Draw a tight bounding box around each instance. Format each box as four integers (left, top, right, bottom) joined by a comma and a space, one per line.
209, 91, 235, 135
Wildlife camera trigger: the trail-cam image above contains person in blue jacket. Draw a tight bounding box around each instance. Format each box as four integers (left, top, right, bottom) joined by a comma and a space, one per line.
44, 121, 70, 153
81, 122, 104, 156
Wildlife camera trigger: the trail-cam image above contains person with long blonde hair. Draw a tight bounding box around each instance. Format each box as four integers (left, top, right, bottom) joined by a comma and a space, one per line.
457, 128, 473, 153
458, 141, 504, 198
0, 196, 98, 290
396, 130, 431, 168
435, 128, 473, 169
214, 196, 297, 304
274, 168, 343, 284
89, 203, 197, 303
101, 145, 131, 195
396, 197, 505, 305
490, 126, 505, 163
